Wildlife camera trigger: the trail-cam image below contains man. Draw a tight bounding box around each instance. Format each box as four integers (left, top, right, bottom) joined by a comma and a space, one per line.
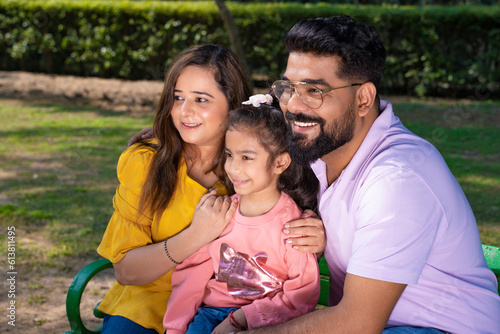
250, 16, 500, 333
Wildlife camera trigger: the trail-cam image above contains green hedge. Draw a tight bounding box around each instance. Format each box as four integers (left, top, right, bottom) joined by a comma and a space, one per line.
1, 0, 499, 98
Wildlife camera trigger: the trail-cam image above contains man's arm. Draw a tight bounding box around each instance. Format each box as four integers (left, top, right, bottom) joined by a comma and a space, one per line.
127, 126, 153, 148
247, 273, 406, 334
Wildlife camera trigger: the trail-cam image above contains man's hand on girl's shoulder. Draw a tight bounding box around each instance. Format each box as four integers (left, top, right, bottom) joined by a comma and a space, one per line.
282, 210, 326, 254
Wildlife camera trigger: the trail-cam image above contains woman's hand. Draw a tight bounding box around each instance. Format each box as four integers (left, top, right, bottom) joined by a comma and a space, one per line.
127, 126, 153, 148
188, 190, 239, 247
282, 209, 326, 257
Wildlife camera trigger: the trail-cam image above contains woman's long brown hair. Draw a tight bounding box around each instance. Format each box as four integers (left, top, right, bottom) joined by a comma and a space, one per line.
138, 44, 252, 218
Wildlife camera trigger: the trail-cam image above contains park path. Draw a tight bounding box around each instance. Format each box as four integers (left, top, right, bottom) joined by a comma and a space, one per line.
0, 71, 163, 114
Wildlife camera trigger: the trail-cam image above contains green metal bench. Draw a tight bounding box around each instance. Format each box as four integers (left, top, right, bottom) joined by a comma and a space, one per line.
64, 244, 500, 333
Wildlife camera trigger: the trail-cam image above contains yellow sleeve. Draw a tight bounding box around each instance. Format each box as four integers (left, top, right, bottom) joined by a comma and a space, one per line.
97, 144, 155, 263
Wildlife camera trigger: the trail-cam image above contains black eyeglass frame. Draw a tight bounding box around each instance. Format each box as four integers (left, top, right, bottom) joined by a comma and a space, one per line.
271, 80, 363, 109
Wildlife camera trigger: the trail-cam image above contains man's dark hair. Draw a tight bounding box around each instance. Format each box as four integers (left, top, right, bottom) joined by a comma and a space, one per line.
285, 16, 386, 89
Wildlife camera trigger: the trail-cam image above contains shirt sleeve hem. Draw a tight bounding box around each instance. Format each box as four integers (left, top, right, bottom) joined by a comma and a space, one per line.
347, 263, 420, 285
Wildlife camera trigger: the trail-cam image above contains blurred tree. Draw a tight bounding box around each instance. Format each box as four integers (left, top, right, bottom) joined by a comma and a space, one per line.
213, 0, 253, 89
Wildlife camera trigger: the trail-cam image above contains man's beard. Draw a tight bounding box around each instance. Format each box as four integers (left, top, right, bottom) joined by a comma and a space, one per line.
286, 105, 356, 166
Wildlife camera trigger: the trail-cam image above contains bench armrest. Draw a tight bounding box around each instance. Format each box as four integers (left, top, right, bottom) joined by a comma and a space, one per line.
64, 259, 113, 334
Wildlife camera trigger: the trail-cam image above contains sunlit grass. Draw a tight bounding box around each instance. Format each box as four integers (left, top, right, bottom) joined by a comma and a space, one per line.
0, 99, 152, 270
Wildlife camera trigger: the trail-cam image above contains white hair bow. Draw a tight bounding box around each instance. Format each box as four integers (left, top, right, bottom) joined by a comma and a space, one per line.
242, 94, 273, 107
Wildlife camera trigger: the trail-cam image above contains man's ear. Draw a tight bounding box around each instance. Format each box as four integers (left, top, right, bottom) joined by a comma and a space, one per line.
274, 152, 292, 175
356, 82, 376, 117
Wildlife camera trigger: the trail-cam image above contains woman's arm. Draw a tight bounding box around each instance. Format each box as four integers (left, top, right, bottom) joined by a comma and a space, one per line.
114, 191, 238, 285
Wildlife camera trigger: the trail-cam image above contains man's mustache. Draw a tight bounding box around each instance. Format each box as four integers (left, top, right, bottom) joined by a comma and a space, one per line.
285, 111, 325, 127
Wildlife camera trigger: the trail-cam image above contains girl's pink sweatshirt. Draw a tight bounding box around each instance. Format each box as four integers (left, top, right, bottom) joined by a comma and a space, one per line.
163, 192, 320, 333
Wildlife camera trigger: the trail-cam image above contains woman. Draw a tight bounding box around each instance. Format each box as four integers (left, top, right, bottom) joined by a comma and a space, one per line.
96, 44, 253, 333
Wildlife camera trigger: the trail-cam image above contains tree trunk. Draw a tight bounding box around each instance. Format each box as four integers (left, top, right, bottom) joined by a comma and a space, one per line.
213, 0, 253, 90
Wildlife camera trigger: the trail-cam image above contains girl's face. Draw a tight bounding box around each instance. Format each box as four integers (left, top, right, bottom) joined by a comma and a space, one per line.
171, 66, 229, 149
224, 128, 284, 199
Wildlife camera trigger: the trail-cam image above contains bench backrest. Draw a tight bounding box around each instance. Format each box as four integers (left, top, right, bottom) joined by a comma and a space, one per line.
317, 244, 500, 306
483, 244, 500, 294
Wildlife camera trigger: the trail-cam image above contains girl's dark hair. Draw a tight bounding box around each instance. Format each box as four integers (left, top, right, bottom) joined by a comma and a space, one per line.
227, 99, 319, 212
285, 15, 386, 90
139, 44, 252, 216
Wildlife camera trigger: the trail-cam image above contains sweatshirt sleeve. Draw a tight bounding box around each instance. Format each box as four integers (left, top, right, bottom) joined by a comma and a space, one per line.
163, 244, 214, 333
97, 144, 154, 263
241, 239, 321, 328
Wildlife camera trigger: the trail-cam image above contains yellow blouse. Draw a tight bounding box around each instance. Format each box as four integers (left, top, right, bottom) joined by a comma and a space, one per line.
97, 144, 226, 333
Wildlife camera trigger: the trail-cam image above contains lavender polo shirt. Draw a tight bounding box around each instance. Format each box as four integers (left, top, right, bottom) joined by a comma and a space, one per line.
312, 101, 500, 333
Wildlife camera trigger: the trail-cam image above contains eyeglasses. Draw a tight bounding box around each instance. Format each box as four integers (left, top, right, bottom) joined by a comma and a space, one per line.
271, 80, 363, 109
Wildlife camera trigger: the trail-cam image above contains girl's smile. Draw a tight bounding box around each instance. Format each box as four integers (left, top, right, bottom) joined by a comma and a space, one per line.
224, 129, 282, 206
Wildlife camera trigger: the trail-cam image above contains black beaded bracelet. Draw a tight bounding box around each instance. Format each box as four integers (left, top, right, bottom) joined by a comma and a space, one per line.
163, 238, 182, 265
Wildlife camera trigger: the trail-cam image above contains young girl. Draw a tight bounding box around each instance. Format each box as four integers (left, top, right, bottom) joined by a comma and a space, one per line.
163, 94, 321, 333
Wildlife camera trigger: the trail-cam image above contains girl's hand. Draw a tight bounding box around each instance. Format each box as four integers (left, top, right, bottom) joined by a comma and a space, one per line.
212, 310, 247, 334
189, 190, 238, 246
127, 126, 153, 148
282, 209, 326, 257
211, 318, 236, 334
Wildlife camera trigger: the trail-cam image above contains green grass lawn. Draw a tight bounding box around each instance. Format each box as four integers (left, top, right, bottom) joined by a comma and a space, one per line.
392, 98, 500, 246
0, 98, 498, 272
0, 99, 152, 271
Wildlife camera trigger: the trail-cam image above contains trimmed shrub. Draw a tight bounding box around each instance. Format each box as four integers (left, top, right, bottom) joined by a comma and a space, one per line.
0, 0, 498, 98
